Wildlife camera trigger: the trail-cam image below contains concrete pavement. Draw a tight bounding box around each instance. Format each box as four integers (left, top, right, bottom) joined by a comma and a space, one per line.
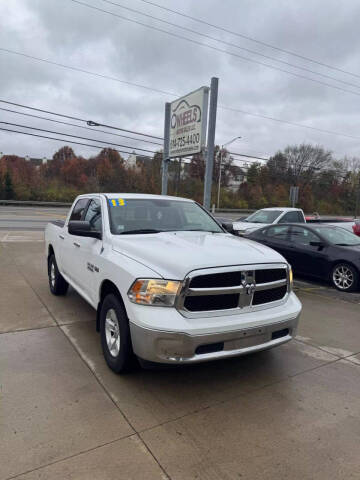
1, 228, 360, 478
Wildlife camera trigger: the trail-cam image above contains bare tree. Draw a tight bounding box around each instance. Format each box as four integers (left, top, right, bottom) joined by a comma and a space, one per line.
283, 144, 333, 186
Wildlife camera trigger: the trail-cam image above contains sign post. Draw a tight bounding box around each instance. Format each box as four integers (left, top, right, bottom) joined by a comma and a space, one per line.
289, 186, 299, 207
161, 102, 171, 195
203, 77, 219, 210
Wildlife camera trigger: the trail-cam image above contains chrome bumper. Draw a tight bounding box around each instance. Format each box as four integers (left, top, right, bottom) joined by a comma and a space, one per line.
130, 315, 300, 364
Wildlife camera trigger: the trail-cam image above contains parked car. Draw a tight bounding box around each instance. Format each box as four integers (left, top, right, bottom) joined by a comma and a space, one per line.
306, 215, 358, 234
353, 220, 360, 237
232, 208, 306, 236
248, 223, 360, 292
45, 193, 302, 373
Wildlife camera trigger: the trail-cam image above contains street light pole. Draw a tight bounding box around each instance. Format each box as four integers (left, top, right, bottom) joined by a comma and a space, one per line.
217, 136, 241, 209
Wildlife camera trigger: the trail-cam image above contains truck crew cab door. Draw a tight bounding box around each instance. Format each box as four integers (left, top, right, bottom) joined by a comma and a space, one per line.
75, 198, 104, 304
59, 198, 89, 282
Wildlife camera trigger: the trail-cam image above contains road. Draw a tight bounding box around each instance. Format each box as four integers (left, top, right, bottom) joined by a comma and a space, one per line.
1, 206, 360, 479
0, 206, 68, 231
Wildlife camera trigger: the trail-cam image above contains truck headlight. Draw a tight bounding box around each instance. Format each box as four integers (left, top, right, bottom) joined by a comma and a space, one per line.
128, 279, 181, 307
288, 267, 293, 290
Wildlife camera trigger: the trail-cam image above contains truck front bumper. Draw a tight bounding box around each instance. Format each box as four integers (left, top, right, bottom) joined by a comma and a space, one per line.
130, 314, 300, 364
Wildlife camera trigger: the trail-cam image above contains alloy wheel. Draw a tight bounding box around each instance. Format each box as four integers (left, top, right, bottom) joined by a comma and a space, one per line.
105, 308, 121, 357
333, 265, 354, 290
50, 262, 56, 288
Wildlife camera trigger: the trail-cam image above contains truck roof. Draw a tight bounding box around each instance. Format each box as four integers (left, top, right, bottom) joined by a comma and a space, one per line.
76, 193, 193, 202
260, 207, 302, 212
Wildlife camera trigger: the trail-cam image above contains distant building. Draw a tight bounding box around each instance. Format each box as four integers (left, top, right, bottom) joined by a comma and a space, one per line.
227, 166, 246, 192
0, 154, 49, 166
126, 152, 152, 172
24, 156, 49, 167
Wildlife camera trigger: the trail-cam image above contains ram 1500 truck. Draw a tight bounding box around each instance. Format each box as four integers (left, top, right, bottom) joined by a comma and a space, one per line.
45, 194, 302, 373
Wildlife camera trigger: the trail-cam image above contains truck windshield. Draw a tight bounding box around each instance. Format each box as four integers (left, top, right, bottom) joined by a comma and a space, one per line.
244, 210, 282, 224
107, 198, 224, 235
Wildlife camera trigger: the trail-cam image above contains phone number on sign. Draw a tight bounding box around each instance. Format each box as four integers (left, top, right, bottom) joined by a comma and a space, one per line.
170, 133, 200, 149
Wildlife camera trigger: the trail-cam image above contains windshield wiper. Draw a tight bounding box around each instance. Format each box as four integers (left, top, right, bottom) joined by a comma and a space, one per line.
120, 229, 161, 235
181, 229, 222, 233
335, 243, 360, 246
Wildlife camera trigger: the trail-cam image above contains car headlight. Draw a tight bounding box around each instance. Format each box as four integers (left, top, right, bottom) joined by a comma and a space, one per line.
128, 279, 181, 307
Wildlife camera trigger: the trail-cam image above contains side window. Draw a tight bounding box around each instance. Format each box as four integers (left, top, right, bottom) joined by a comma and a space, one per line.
69, 199, 88, 221
266, 225, 290, 239
84, 199, 102, 232
296, 211, 305, 222
279, 211, 302, 223
290, 227, 319, 245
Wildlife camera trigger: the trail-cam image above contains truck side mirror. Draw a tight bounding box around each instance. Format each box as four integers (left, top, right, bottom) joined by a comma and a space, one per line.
68, 220, 102, 240
222, 222, 234, 234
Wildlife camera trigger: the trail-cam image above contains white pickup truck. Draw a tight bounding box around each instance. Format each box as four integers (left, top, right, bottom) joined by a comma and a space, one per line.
232, 208, 306, 237
45, 194, 302, 373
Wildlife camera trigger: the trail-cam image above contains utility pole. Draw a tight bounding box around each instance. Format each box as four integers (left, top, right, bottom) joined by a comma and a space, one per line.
161, 102, 171, 195
203, 77, 219, 210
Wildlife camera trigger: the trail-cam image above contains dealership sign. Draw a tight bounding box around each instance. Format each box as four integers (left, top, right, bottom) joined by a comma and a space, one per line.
169, 86, 209, 158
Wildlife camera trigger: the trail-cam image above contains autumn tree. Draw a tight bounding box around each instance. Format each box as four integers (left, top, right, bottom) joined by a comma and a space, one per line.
4, 171, 14, 199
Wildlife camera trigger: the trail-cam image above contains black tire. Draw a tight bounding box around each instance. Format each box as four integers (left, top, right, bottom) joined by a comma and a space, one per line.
331, 263, 359, 292
48, 254, 69, 295
100, 293, 135, 373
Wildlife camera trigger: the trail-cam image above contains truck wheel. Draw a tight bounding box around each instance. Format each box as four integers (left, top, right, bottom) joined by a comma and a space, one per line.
48, 254, 69, 295
331, 263, 359, 292
100, 294, 134, 373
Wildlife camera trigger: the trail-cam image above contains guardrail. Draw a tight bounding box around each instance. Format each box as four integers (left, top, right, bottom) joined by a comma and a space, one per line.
0, 200, 72, 207
215, 208, 255, 214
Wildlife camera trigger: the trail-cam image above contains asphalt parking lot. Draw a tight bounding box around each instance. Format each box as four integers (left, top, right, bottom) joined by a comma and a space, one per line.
1, 208, 360, 479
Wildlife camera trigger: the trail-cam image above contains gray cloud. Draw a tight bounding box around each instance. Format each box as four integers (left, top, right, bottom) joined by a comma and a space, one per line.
1, 0, 360, 162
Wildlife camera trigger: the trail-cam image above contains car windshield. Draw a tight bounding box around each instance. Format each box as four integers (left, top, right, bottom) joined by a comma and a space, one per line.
108, 198, 224, 235
244, 210, 282, 224
313, 226, 360, 246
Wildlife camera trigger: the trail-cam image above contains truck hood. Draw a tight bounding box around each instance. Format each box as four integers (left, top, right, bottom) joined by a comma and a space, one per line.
111, 231, 286, 279
232, 221, 269, 232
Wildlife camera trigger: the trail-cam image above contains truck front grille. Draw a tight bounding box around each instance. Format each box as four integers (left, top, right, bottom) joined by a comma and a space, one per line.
252, 285, 287, 306
178, 266, 288, 315
184, 293, 239, 312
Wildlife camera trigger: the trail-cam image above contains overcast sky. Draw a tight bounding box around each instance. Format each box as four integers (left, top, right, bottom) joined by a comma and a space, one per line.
1, 0, 360, 164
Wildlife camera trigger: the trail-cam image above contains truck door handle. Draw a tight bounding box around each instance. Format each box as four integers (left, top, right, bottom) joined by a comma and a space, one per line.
59, 234, 65, 240
73, 242, 81, 248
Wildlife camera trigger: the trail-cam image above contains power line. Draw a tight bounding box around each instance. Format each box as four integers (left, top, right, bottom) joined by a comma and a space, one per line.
0, 47, 176, 99
0, 126, 154, 157
136, 0, 360, 80
0, 121, 158, 154
220, 105, 360, 141
0, 102, 269, 161
68, 0, 360, 98
1, 75, 359, 145
0, 99, 164, 140
97, 0, 360, 91
0, 106, 163, 146
229, 151, 268, 161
